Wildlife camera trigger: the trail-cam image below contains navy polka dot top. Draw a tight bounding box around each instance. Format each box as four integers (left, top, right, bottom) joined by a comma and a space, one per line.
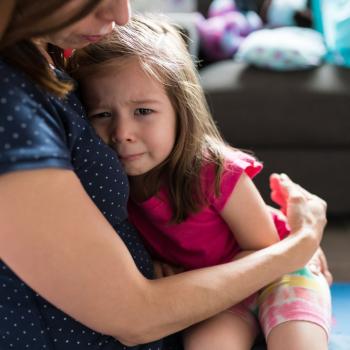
0, 59, 181, 350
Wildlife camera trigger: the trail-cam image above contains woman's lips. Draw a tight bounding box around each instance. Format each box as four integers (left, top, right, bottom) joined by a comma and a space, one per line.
82, 35, 103, 43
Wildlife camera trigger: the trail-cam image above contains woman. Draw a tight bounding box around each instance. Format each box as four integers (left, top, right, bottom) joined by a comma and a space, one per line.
0, 1, 329, 349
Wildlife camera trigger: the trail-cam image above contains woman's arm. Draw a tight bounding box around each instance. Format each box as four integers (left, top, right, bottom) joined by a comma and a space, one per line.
0, 169, 325, 346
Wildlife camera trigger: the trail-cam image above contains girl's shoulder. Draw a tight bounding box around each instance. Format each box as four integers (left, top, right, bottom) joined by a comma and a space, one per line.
222, 149, 263, 178
201, 149, 263, 183
201, 149, 263, 211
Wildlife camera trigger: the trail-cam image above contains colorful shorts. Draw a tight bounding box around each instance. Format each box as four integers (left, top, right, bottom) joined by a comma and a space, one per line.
228, 267, 332, 339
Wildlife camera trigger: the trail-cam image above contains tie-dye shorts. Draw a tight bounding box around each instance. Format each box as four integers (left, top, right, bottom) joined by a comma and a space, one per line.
228, 267, 332, 339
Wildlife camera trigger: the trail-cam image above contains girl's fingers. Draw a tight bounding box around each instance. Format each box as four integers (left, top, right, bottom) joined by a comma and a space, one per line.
161, 262, 184, 277
271, 173, 312, 204
153, 260, 164, 278
318, 248, 333, 285
270, 173, 288, 212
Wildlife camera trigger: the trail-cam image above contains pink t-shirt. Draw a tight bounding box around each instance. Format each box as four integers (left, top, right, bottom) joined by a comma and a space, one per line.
128, 151, 288, 270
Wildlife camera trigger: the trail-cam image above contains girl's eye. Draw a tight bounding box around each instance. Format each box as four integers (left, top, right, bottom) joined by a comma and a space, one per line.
89, 111, 112, 119
135, 108, 153, 116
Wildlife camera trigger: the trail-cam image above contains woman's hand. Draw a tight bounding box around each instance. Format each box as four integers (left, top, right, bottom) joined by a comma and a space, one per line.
270, 173, 327, 244
268, 204, 332, 285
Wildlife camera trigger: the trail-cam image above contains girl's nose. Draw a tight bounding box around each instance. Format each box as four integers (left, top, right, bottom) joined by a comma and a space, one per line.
111, 119, 135, 144
96, 0, 130, 26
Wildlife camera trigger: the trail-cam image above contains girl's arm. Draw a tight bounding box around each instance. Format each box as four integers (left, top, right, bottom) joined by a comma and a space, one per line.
220, 172, 281, 251
222, 178, 333, 284
0, 169, 325, 346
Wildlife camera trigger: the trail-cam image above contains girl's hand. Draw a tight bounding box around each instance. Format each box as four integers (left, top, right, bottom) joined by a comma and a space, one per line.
269, 173, 327, 243
153, 260, 184, 278
307, 247, 333, 285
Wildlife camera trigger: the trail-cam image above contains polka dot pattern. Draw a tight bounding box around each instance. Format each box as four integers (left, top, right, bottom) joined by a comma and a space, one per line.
0, 60, 179, 349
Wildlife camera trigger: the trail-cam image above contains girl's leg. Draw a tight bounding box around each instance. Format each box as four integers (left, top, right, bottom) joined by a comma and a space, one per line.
267, 320, 328, 350
183, 310, 257, 350
258, 267, 331, 350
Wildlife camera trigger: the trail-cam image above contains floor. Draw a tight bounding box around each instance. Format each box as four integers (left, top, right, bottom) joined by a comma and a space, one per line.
322, 219, 350, 282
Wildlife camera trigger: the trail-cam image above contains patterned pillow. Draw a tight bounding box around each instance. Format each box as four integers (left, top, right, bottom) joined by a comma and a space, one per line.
236, 27, 326, 71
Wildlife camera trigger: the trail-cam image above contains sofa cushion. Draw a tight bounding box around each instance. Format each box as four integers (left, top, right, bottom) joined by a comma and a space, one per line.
200, 61, 350, 147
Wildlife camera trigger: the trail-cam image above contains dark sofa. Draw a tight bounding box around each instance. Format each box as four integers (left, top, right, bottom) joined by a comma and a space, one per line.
196, 1, 350, 216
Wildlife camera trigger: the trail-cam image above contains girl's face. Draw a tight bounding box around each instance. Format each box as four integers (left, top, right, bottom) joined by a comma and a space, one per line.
82, 59, 177, 176
45, 0, 130, 49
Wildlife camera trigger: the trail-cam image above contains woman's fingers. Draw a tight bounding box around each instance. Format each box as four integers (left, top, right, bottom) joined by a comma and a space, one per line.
270, 173, 327, 240
270, 173, 326, 211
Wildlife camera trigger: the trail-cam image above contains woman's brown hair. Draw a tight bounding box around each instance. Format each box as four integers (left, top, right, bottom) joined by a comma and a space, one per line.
0, 0, 103, 96
69, 15, 236, 223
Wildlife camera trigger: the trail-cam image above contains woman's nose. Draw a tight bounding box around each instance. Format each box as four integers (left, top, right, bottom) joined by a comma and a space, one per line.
96, 0, 130, 26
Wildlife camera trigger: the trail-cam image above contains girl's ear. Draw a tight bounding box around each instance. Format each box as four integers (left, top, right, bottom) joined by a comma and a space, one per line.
0, 0, 16, 42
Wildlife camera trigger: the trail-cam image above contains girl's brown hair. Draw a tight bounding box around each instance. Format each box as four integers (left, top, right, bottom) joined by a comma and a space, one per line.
0, 0, 103, 96
69, 15, 234, 223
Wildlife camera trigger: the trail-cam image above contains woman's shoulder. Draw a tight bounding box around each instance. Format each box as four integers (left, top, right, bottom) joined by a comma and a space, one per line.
0, 59, 74, 175
1, 58, 34, 87
0, 58, 83, 128
0, 58, 53, 110
0, 59, 65, 132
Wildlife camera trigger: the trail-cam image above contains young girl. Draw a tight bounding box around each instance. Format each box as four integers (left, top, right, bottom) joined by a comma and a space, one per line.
70, 16, 331, 350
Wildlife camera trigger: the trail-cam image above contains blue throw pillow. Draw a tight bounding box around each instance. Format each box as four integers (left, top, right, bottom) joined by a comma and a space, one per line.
236, 27, 326, 71
312, 0, 350, 67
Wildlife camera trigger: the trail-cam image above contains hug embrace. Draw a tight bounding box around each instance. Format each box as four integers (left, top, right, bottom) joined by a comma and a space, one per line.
0, 1, 331, 349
